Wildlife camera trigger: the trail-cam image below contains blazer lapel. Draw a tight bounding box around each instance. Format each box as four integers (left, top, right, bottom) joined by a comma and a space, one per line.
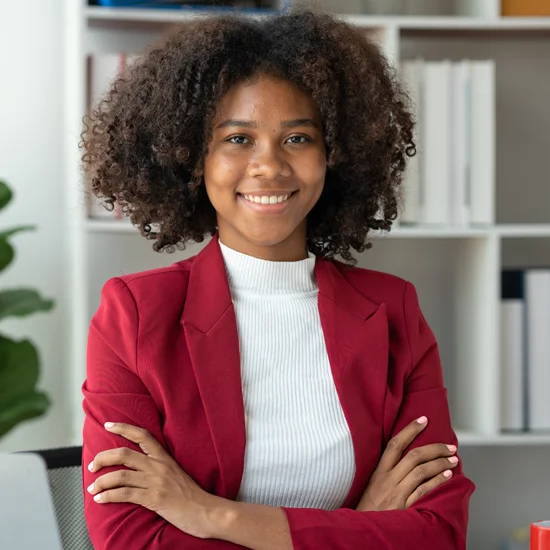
181, 238, 389, 508
315, 259, 389, 509
181, 236, 246, 500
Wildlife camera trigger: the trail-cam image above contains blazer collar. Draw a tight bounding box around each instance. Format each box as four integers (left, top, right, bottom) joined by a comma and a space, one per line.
182, 235, 380, 331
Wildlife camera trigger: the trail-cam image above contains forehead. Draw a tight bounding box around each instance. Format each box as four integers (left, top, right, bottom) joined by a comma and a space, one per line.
214, 75, 319, 120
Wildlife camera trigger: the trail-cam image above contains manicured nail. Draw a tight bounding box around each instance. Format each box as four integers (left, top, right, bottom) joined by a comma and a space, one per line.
87, 483, 94, 493
94, 494, 102, 502
443, 470, 453, 478
104, 422, 115, 429
448, 456, 459, 464
447, 445, 457, 452
416, 416, 428, 424
88, 461, 94, 472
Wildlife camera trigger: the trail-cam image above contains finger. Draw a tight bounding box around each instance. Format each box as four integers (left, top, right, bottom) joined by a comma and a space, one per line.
400, 456, 459, 495
88, 446, 149, 473
87, 469, 146, 497
92, 486, 148, 505
104, 422, 167, 459
377, 416, 429, 473
404, 469, 454, 508
392, 443, 457, 482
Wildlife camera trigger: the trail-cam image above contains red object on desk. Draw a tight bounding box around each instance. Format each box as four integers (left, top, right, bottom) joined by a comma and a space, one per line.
531, 522, 550, 550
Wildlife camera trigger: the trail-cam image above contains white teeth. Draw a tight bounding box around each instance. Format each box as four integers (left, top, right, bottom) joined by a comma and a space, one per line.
243, 194, 291, 204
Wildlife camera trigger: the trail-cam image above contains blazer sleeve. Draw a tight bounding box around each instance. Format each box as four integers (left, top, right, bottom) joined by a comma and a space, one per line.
280, 281, 476, 550
82, 277, 247, 550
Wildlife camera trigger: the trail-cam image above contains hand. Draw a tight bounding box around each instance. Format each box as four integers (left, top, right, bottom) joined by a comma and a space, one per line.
87, 422, 220, 539
355, 416, 458, 512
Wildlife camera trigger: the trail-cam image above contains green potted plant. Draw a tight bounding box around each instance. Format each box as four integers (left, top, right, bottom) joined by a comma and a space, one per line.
0, 179, 54, 440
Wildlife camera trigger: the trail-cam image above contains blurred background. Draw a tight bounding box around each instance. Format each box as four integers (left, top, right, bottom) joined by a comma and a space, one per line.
0, 1, 549, 549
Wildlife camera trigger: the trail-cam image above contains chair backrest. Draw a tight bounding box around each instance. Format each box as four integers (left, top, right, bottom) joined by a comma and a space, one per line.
29, 446, 93, 550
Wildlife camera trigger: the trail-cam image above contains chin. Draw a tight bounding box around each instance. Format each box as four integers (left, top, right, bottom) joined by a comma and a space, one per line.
242, 226, 298, 248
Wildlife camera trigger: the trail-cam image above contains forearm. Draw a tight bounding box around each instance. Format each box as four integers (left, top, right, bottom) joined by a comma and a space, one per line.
210, 500, 292, 550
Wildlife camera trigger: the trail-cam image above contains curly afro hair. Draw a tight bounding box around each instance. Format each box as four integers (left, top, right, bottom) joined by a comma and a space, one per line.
80, 8, 415, 264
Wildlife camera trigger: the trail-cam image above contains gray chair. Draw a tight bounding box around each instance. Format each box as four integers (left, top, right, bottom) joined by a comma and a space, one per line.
26, 446, 93, 550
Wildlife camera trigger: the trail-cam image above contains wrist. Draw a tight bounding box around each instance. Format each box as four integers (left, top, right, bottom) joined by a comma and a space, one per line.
204, 496, 240, 540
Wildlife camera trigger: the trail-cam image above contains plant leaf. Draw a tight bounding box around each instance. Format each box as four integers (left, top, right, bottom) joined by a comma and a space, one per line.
0, 337, 39, 405
0, 289, 54, 321
0, 181, 13, 211
0, 226, 35, 240
0, 390, 51, 439
0, 239, 14, 273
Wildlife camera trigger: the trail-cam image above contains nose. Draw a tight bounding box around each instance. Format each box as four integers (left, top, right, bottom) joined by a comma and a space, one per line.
246, 142, 291, 180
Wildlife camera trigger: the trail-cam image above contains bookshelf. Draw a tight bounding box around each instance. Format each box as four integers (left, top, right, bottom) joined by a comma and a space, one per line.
64, 2, 550, 548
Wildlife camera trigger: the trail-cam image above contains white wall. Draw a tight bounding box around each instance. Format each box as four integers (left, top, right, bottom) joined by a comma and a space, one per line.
0, 0, 72, 451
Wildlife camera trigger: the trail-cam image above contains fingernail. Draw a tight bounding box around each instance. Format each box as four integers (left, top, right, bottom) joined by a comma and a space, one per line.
87, 483, 94, 493
94, 494, 102, 502
443, 470, 453, 478
448, 456, 459, 464
104, 422, 115, 429
88, 461, 94, 472
447, 445, 457, 452
416, 416, 428, 424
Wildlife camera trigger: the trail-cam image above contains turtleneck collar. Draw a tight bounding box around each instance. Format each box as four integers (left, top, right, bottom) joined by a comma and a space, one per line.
218, 239, 318, 295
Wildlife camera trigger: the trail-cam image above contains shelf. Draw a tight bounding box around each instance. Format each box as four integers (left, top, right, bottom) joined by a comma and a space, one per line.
86, 8, 550, 32
86, 220, 492, 237
86, 6, 273, 24
496, 224, 550, 237
457, 430, 550, 446
377, 226, 490, 238
86, 221, 550, 238
390, 15, 550, 32
86, 219, 137, 233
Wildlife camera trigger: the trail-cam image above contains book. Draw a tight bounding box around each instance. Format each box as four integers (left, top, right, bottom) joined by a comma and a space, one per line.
398, 59, 423, 224
501, 270, 527, 431
525, 270, 550, 431
420, 60, 452, 225
451, 60, 471, 227
469, 60, 496, 226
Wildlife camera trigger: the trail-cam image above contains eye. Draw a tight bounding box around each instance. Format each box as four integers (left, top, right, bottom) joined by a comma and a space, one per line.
286, 135, 311, 145
227, 135, 250, 145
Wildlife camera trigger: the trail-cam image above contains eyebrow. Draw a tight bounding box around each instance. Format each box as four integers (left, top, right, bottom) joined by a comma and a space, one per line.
215, 118, 320, 130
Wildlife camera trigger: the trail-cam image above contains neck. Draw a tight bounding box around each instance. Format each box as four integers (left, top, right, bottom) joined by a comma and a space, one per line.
217, 223, 308, 262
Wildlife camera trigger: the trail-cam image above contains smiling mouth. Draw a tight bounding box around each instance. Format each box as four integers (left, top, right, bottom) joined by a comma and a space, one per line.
239, 191, 297, 205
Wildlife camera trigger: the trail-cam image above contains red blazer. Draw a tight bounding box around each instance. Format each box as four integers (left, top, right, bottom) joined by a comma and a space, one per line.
82, 235, 475, 549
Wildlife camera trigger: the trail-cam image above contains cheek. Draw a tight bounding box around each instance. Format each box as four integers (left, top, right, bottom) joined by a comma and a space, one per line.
203, 154, 243, 202
298, 153, 326, 200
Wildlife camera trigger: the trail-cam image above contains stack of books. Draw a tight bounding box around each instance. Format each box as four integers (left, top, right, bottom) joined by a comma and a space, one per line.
500, 268, 550, 432
398, 58, 496, 228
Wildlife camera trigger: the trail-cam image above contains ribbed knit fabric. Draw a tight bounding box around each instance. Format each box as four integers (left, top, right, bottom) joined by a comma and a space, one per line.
218, 240, 356, 511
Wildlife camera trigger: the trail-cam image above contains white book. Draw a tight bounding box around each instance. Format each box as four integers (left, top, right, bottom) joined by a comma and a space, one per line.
500, 300, 525, 431
399, 59, 423, 225
451, 60, 471, 227
420, 60, 452, 226
469, 60, 496, 225
525, 270, 550, 431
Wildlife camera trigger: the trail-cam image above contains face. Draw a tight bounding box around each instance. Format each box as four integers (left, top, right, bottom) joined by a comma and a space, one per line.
202, 74, 326, 261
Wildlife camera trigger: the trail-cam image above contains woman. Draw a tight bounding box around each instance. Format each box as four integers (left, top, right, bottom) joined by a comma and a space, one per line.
81, 8, 475, 549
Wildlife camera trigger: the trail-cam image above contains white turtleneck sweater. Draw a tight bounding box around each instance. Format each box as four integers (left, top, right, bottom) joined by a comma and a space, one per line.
218, 240, 356, 511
